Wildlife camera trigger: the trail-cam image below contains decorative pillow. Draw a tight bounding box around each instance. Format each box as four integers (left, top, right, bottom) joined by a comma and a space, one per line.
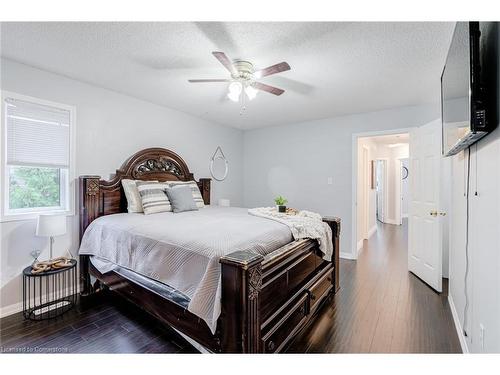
165, 185, 199, 213
122, 179, 157, 213
136, 181, 171, 215
167, 180, 205, 208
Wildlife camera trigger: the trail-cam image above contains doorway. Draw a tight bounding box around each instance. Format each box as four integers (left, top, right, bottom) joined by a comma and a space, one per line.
353, 130, 411, 257
352, 120, 446, 293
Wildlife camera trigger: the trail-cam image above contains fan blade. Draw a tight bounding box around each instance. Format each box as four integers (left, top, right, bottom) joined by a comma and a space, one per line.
212, 51, 237, 75
188, 79, 230, 83
252, 82, 285, 96
253, 62, 290, 78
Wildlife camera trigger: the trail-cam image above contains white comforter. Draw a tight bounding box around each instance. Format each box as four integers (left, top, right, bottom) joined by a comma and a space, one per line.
248, 207, 333, 261
78, 206, 293, 333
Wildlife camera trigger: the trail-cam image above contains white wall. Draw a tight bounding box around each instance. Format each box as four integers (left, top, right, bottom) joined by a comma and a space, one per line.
447, 22, 500, 353
441, 156, 451, 278
243, 104, 440, 258
0, 59, 244, 315
448, 128, 500, 353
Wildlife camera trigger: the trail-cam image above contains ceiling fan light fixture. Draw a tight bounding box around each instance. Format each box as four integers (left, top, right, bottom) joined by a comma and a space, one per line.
188, 52, 290, 104
227, 91, 240, 102
228, 81, 242, 95
227, 81, 243, 102
245, 85, 258, 100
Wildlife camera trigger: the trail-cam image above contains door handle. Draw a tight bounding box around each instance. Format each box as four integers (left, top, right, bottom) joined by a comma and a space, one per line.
429, 210, 446, 217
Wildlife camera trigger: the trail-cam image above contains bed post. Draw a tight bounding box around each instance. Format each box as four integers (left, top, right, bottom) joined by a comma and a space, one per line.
79, 175, 101, 296
322, 216, 341, 292
198, 178, 211, 205
219, 251, 264, 353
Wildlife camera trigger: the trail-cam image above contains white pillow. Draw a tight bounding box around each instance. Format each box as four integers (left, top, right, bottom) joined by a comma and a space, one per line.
167, 180, 205, 208
136, 181, 172, 215
122, 179, 157, 213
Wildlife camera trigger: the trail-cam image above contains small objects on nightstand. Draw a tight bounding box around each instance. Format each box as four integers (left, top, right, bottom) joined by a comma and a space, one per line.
30, 249, 41, 264
31, 256, 73, 274
274, 195, 288, 213
218, 198, 230, 207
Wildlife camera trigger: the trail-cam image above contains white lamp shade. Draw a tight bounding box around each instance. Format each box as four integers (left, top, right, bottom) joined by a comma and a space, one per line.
36, 214, 67, 237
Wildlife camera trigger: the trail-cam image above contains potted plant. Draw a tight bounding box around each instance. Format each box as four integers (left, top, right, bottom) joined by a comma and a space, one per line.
274, 196, 288, 213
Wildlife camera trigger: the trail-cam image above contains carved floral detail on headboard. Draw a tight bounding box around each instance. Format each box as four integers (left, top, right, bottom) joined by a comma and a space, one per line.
86, 179, 100, 196
135, 157, 183, 177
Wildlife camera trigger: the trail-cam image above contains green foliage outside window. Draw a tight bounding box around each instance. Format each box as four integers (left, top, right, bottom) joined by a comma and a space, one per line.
9, 166, 61, 209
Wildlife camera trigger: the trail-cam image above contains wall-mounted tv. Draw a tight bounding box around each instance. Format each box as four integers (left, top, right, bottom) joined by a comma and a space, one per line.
441, 22, 494, 156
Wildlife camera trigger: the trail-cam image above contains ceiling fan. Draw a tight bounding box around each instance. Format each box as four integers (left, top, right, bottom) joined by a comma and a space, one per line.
188, 51, 291, 102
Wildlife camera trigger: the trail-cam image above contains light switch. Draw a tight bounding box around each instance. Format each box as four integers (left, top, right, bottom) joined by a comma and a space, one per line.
327, 177, 333, 185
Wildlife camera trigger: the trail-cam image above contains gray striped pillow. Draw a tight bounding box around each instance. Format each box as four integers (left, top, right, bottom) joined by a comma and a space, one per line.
136, 181, 172, 215
167, 181, 205, 208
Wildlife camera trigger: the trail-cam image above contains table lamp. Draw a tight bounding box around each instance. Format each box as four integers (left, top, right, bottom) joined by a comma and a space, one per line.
36, 214, 67, 260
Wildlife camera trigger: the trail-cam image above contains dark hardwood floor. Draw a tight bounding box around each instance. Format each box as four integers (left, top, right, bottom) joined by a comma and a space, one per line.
288, 219, 461, 353
0, 220, 461, 354
0, 291, 197, 353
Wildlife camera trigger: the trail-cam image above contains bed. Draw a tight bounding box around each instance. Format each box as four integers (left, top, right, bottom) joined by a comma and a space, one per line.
79, 147, 341, 353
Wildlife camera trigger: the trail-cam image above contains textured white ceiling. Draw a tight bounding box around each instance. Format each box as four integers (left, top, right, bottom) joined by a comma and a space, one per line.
366, 133, 410, 146
0, 22, 455, 129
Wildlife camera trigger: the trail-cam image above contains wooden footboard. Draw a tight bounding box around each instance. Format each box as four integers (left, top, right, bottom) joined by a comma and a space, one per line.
80, 217, 340, 353
219, 217, 340, 353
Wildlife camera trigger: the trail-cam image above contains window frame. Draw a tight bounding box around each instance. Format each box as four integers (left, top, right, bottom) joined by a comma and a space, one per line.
1, 91, 76, 222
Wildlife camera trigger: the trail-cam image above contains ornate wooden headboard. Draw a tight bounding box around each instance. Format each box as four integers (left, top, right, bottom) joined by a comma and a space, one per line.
79, 147, 211, 240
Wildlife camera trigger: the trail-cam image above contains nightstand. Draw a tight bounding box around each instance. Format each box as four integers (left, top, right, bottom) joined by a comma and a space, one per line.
22, 259, 77, 320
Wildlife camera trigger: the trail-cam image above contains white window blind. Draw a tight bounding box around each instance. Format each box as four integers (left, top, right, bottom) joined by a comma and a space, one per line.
6, 97, 70, 168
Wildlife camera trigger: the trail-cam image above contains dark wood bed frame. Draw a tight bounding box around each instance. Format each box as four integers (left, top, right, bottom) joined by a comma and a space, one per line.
79, 147, 340, 353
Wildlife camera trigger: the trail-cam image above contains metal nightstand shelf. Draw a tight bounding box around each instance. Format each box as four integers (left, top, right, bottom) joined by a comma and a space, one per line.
22, 259, 77, 320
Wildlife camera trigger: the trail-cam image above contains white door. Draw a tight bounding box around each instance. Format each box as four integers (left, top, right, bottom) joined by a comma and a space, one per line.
408, 119, 443, 292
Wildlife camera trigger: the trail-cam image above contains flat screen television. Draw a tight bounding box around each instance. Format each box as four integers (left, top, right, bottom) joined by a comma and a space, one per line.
441, 22, 492, 156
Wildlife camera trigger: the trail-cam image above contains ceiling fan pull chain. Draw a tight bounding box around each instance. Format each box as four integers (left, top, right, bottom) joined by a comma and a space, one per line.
240, 88, 246, 115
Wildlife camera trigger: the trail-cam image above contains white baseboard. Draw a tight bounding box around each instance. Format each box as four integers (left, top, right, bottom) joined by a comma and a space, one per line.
368, 225, 377, 238
0, 301, 24, 318
448, 295, 469, 353
340, 251, 356, 260
384, 218, 399, 225
0, 284, 80, 319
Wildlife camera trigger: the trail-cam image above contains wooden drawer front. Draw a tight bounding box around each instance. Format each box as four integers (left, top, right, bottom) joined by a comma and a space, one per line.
260, 251, 318, 320
286, 252, 317, 291
308, 265, 333, 311
262, 293, 309, 353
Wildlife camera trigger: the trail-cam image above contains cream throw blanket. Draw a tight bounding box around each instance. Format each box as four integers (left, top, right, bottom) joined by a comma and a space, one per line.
248, 207, 333, 260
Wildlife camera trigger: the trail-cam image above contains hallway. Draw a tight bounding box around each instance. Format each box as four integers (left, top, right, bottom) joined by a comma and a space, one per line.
288, 220, 462, 353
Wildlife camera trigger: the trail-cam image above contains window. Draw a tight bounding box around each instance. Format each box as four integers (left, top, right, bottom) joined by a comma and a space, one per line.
1, 92, 75, 220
